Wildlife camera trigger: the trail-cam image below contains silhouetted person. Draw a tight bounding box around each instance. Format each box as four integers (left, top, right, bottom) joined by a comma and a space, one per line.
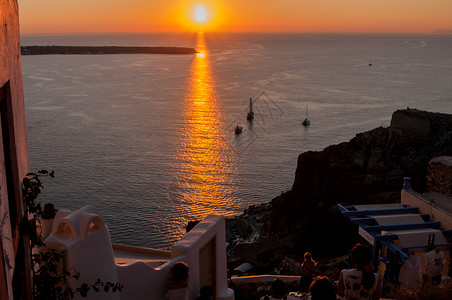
299, 252, 317, 293
166, 261, 189, 300
260, 279, 286, 300
309, 276, 337, 300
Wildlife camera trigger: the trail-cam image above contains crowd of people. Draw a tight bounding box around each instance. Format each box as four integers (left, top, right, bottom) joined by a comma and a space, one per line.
260, 276, 337, 300
259, 243, 380, 300
166, 242, 446, 300
261, 243, 446, 300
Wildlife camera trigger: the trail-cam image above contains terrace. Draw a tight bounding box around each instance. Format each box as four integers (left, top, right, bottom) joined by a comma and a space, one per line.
339, 176, 452, 283
42, 206, 234, 300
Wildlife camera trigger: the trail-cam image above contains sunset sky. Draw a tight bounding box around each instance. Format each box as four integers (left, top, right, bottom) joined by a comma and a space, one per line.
19, 0, 452, 34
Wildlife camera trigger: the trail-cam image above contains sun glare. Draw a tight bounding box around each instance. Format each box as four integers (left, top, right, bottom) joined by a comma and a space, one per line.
194, 5, 208, 24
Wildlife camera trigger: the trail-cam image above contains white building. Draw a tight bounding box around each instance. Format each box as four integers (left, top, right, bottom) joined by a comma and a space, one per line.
339, 158, 452, 284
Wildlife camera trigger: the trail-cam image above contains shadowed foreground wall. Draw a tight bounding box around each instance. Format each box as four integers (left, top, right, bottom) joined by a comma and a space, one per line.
1, 0, 31, 299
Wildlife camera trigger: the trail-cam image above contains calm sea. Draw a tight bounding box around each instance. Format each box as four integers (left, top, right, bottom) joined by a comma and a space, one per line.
20, 32, 452, 249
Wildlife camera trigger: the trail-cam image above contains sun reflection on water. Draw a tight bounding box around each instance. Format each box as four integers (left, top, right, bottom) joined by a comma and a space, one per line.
169, 33, 238, 236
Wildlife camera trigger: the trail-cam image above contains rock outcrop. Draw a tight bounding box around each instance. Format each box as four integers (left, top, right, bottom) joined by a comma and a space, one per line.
426, 156, 452, 196
236, 109, 452, 264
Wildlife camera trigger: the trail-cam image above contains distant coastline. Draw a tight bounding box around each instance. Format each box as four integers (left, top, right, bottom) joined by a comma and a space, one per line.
432, 29, 452, 34
21, 45, 197, 55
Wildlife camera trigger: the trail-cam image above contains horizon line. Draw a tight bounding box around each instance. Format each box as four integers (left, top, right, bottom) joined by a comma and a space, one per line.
20, 30, 452, 36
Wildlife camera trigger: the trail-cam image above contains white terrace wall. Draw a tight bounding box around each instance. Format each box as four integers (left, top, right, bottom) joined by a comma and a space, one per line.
170, 214, 234, 300
401, 189, 452, 230
45, 206, 234, 300
116, 214, 234, 300
44, 206, 120, 300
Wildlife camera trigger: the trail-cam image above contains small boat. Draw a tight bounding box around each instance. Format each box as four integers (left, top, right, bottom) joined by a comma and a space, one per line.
302, 104, 310, 126
247, 98, 254, 121
235, 123, 243, 134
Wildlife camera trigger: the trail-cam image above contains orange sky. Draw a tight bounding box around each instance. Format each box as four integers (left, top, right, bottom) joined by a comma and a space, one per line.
19, 0, 452, 34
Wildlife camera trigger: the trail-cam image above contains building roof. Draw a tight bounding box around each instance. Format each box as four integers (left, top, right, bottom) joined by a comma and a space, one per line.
422, 192, 452, 216
338, 202, 452, 260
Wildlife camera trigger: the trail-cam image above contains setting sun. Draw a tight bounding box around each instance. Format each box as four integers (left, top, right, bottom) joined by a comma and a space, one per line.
194, 5, 208, 23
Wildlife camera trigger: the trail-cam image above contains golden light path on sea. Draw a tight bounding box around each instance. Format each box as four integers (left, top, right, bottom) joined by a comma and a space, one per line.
168, 32, 238, 240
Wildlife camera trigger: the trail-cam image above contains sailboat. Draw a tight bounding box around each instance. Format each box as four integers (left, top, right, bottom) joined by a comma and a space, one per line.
247, 98, 254, 121
235, 122, 243, 134
302, 104, 310, 126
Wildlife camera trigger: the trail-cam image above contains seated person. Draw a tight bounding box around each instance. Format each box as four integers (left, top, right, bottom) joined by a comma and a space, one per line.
260, 279, 286, 300
309, 276, 337, 300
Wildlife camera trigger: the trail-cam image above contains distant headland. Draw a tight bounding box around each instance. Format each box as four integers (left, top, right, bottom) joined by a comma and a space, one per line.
21, 45, 197, 55
432, 29, 452, 34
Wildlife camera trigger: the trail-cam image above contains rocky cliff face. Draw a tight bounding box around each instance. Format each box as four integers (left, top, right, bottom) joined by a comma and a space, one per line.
426, 156, 452, 196
260, 109, 452, 259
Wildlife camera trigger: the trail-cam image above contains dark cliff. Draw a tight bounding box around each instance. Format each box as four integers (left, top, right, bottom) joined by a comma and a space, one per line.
293, 110, 451, 201
236, 109, 452, 264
